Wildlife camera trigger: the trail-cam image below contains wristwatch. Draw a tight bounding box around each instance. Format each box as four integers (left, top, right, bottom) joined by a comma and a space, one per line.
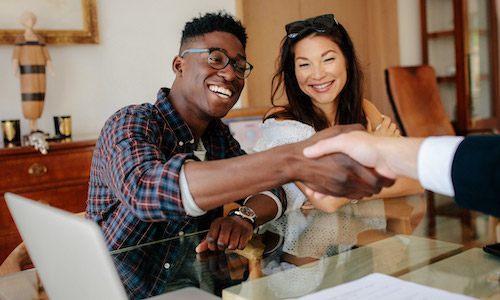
227, 206, 257, 228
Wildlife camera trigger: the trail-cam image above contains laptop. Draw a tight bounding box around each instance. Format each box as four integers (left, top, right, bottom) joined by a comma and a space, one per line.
4, 192, 220, 300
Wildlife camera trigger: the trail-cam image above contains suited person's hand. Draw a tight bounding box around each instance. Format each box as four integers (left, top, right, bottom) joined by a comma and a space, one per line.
195, 216, 253, 253
304, 130, 398, 179
294, 125, 395, 200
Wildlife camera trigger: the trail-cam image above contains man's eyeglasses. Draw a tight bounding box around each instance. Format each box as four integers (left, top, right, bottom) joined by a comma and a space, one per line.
180, 48, 253, 79
285, 14, 338, 39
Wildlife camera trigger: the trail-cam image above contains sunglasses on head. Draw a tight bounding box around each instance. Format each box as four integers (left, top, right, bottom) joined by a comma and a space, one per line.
285, 14, 338, 39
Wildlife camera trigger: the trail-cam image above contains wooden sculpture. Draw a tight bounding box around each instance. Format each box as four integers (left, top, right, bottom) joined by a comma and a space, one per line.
12, 11, 55, 133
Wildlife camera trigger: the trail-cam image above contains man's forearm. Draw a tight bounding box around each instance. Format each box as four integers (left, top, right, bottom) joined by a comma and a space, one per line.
244, 194, 280, 226
184, 143, 299, 211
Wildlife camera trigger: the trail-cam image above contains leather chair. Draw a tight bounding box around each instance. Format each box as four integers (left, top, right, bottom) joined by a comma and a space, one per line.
384, 65, 456, 137
384, 65, 476, 242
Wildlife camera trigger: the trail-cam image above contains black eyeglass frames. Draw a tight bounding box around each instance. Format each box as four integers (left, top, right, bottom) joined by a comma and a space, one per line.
180, 48, 253, 79
285, 14, 339, 39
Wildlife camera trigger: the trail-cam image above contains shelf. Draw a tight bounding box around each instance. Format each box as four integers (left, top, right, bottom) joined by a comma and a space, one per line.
469, 29, 488, 36
437, 75, 456, 83
224, 107, 268, 119
435, 74, 488, 83
480, 73, 491, 80
427, 30, 455, 39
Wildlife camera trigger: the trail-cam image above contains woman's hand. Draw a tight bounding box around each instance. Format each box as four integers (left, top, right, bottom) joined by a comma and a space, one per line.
370, 116, 400, 137
301, 195, 352, 213
297, 180, 353, 213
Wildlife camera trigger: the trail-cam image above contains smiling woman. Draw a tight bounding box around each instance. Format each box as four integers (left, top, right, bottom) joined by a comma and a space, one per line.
235, 0, 400, 116
252, 12, 423, 213
293, 36, 348, 123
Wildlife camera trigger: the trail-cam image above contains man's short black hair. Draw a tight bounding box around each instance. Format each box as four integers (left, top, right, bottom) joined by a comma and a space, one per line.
181, 11, 247, 49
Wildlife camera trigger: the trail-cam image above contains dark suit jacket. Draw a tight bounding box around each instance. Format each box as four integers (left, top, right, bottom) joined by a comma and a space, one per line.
452, 135, 500, 217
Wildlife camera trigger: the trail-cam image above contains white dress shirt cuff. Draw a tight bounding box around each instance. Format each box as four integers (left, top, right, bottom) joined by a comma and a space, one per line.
417, 136, 464, 196
180, 162, 206, 217
243, 191, 283, 221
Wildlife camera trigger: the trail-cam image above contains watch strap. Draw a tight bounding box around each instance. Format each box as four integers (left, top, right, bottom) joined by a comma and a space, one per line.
227, 207, 256, 228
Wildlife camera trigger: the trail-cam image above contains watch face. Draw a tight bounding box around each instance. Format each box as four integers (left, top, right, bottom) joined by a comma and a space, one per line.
239, 206, 256, 219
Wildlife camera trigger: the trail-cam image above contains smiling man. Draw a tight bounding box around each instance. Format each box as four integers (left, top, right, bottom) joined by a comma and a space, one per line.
86, 11, 393, 299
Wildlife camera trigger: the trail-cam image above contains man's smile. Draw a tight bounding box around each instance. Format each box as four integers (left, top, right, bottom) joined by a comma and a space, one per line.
209, 85, 233, 99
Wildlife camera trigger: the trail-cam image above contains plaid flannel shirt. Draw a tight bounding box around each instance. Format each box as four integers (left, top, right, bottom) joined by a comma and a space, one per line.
86, 88, 286, 298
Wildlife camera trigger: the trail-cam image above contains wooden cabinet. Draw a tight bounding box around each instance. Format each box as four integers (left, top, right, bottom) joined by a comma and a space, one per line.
0, 139, 96, 262
420, 0, 500, 133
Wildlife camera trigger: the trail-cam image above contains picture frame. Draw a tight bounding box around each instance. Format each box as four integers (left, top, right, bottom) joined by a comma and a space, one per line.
0, 0, 99, 45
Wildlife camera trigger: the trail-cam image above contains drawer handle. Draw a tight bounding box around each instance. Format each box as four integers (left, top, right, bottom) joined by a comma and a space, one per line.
29, 163, 47, 176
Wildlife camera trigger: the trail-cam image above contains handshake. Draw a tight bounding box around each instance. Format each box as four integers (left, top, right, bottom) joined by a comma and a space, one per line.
298, 124, 421, 201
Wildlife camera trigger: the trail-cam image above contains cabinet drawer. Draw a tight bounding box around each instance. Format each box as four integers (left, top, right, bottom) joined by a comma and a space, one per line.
0, 149, 93, 191
0, 183, 89, 263
0, 182, 89, 232
0, 231, 23, 263
0, 139, 95, 265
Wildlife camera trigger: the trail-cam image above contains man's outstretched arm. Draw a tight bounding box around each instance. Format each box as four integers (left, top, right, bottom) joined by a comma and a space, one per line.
185, 125, 395, 212
186, 126, 394, 253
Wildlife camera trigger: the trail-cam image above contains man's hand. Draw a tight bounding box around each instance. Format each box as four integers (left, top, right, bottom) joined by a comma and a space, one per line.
195, 216, 253, 253
294, 125, 395, 200
195, 250, 232, 281
303, 131, 424, 195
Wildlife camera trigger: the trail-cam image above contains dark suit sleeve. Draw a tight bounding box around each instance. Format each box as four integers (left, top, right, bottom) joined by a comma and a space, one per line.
452, 135, 500, 217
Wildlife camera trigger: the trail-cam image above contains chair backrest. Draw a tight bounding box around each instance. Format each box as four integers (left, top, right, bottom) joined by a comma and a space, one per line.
385, 65, 456, 137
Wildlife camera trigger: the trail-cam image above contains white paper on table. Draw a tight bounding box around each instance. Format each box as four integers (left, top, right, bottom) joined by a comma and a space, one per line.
293, 273, 477, 300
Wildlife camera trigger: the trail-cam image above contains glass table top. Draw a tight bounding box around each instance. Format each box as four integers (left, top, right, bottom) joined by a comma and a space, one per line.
399, 248, 500, 299
1, 193, 500, 299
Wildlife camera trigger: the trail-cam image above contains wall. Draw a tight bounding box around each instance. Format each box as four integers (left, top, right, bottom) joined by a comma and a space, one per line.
0, 0, 236, 139
0, 0, 421, 140
398, 0, 423, 66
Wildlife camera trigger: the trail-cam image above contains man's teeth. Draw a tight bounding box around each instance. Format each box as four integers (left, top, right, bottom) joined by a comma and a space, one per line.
312, 82, 332, 89
209, 85, 232, 98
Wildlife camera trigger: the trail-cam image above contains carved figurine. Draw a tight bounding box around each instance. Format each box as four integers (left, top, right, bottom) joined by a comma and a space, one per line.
12, 11, 55, 133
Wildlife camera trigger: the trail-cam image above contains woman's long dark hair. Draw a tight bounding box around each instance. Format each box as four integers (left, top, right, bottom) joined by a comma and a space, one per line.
269, 21, 367, 131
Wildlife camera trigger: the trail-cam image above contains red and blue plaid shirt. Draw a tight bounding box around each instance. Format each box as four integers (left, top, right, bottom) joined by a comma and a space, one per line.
87, 88, 286, 298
